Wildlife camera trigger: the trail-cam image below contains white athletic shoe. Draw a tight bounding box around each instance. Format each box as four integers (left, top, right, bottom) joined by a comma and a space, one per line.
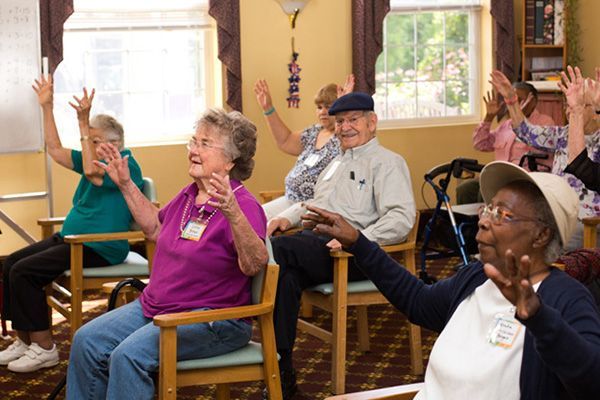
0, 338, 28, 365
7, 342, 59, 373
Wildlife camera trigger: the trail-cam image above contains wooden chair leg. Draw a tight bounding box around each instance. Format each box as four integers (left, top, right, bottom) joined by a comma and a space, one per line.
356, 306, 370, 352
158, 327, 177, 400
404, 249, 423, 375
331, 258, 349, 395
216, 383, 231, 400
70, 244, 84, 339
300, 297, 313, 318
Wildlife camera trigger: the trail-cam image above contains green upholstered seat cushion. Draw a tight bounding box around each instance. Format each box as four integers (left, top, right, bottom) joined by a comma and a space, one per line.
307, 280, 378, 295
64, 251, 149, 278
177, 341, 280, 370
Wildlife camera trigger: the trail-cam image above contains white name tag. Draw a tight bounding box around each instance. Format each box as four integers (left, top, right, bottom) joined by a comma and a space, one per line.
303, 153, 320, 167
487, 311, 522, 349
322, 160, 340, 181
181, 219, 207, 241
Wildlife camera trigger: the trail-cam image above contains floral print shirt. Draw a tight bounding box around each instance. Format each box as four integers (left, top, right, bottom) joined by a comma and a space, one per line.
284, 124, 340, 202
514, 119, 600, 219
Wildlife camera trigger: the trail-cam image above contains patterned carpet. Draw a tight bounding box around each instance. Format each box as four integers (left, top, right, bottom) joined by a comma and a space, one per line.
0, 257, 456, 400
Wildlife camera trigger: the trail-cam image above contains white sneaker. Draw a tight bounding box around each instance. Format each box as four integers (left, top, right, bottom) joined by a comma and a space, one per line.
0, 338, 28, 365
7, 342, 59, 373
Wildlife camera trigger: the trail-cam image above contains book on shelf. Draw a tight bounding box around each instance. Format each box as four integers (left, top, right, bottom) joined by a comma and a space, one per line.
531, 56, 563, 70
534, 0, 545, 44
526, 0, 535, 44
527, 80, 561, 91
554, 0, 564, 45
543, 0, 554, 44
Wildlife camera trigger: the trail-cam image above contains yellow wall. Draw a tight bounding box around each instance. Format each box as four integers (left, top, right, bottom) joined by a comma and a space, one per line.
5, 0, 598, 255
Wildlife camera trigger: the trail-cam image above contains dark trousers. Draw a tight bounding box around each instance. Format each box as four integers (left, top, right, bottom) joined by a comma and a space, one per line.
271, 230, 366, 371
1, 233, 108, 331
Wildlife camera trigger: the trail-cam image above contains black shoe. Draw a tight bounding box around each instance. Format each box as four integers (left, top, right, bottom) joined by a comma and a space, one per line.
263, 369, 297, 400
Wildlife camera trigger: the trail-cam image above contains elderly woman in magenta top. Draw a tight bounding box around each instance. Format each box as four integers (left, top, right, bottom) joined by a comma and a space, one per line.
66, 109, 268, 399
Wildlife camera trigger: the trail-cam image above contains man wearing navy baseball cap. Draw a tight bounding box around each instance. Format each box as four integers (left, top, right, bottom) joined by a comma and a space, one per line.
267, 92, 416, 398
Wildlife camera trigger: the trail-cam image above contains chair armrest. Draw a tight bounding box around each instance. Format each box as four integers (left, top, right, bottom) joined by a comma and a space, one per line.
324, 382, 423, 400
583, 216, 600, 227
259, 190, 285, 203
153, 303, 273, 328
329, 241, 414, 259
63, 231, 146, 244
37, 217, 66, 227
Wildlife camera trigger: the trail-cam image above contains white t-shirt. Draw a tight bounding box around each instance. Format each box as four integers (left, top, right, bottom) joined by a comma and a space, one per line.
415, 279, 540, 400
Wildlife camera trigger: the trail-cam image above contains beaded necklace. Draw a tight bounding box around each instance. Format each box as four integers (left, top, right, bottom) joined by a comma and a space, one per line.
179, 184, 243, 232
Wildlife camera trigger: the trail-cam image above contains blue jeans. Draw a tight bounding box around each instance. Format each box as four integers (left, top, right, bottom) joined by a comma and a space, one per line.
66, 299, 252, 400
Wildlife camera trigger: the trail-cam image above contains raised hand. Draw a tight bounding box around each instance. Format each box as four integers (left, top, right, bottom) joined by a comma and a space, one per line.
557, 65, 585, 111
32, 75, 54, 108
69, 87, 96, 123
254, 79, 273, 112
489, 70, 517, 101
587, 66, 600, 110
483, 250, 541, 320
301, 205, 359, 248
93, 143, 131, 187
337, 74, 355, 98
206, 173, 241, 220
483, 90, 502, 120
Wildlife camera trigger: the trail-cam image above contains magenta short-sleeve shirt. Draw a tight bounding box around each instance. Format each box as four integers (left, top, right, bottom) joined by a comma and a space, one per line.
140, 181, 267, 318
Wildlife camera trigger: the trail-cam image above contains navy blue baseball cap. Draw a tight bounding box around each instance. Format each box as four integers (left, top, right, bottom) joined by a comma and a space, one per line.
328, 92, 375, 115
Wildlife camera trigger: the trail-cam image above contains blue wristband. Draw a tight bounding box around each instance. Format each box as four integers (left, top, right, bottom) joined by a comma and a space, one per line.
263, 106, 276, 116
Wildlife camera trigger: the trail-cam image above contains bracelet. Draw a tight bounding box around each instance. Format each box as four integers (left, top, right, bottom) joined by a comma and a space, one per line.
504, 95, 519, 105
80, 136, 89, 141
263, 106, 276, 116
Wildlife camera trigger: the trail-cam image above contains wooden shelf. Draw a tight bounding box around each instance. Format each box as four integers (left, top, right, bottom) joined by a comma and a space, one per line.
523, 44, 565, 49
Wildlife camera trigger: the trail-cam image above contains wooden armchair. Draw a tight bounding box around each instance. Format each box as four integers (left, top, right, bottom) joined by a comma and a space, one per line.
297, 212, 423, 395
259, 190, 285, 204
583, 217, 600, 248
153, 243, 282, 400
40, 177, 157, 338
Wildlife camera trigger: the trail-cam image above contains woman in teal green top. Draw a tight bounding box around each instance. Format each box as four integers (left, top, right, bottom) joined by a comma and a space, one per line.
0, 75, 143, 373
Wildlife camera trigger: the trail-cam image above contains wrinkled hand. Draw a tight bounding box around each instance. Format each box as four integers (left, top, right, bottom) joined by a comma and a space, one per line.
266, 217, 292, 237
206, 173, 241, 220
587, 66, 600, 110
558, 65, 585, 111
93, 143, 130, 187
337, 74, 355, 98
254, 79, 273, 112
32, 75, 54, 107
69, 87, 95, 123
301, 205, 359, 248
489, 70, 517, 101
483, 90, 502, 119
483, 250, 541, 320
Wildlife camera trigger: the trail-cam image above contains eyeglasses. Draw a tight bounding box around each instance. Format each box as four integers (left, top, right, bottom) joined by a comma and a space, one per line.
335, 113, 366, 128
478, 204, 542, 226
186, 138, 225, 152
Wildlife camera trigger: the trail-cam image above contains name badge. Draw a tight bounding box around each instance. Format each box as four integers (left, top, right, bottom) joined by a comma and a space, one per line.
322, 160, 340, 181
303, 153, 320, 167
487, 311, 522, 349
181, 219, 207, 241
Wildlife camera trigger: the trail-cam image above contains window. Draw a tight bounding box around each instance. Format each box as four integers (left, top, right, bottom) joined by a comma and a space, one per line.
53, 0, 218, 147
375, 0, 481, 126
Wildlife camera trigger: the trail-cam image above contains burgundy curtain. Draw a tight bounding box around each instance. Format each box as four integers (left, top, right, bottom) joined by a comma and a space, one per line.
490, 0, 515, 81
39, 0, 73, 74
209, 0, 242, 112
352, 0, 390, 94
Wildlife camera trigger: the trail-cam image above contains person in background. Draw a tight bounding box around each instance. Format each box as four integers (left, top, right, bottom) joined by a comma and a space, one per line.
457, 82, 555, 204
304, 161, 600, 400
66, 108, 268, 399
564, 66, 600, 192
254, 75, 353, 235
266, 92, 416, 399
0, 75, 143, 373
490, 68, 600, 250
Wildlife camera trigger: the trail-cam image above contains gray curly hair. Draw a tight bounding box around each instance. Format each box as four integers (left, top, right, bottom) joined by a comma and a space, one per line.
195, 109, 257, 181
90, 114, 124, 150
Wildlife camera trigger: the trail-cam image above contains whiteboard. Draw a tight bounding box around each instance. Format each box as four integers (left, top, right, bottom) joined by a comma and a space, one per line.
0, 0, 42, 154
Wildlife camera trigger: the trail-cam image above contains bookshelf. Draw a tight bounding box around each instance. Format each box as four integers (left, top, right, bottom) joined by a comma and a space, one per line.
521, 0, 567, 124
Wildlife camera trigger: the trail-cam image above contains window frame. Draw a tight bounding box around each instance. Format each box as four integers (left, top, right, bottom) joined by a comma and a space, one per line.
376, 4, 482, 130
53, 1, 220, 148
